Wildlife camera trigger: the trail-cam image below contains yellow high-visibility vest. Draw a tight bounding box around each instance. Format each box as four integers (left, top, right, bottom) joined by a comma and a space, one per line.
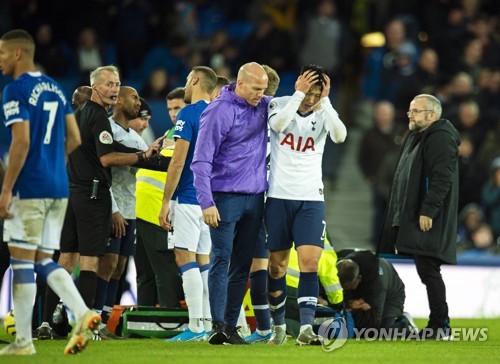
286, 237, 343, 305
135, 149, 174, 226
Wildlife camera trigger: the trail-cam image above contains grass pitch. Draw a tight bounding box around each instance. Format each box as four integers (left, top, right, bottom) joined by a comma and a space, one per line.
0, 318, 499, 364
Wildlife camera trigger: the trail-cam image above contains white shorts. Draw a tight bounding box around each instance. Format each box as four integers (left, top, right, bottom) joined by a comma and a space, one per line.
169, 200, 211, 255
4, 197, 68, 252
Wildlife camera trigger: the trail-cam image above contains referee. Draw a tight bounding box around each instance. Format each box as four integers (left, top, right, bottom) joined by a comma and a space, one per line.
43, 65, 163, 316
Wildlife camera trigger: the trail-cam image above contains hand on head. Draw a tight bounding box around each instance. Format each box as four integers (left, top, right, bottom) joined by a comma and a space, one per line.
295, 70, 319, 94
320, 74, 331, 99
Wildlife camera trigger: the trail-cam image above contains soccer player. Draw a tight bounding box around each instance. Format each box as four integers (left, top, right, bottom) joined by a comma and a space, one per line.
0, 160, 10, 289
0, 29, 100, 356
210, 75, 231, 100
266, 64, 347, 345
71, 86, 92, 110
191, 62, 270, 345
159, 66, 218, 342
128, 97, 152, 136
242, 65, 280, 343
92, 86, 148, 338
163, 87, 187, 148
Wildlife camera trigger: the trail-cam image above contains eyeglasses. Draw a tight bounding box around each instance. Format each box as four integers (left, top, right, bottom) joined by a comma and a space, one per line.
407, 109, 432, 117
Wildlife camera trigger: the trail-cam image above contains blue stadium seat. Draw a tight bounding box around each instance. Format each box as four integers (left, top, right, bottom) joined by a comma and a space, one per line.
226, 21, 254, 41
274, 72, 296, 97
104, 42, 117, 66
148, 100, 172, 137
198, 6, 226, 37
57, 77, 80, 99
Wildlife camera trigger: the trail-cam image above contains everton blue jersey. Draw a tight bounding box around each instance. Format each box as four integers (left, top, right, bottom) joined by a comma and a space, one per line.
172, 100, 209, 205
2, 72, 72, 199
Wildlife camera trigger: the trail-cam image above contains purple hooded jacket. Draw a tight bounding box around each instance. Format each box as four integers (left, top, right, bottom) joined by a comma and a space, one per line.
191, 83, 270, 210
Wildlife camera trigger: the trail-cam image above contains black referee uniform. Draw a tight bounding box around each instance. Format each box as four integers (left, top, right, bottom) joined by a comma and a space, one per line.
61, 100, 115, 256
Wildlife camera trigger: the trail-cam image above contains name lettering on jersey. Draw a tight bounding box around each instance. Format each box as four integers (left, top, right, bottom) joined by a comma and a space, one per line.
3, 100, 20, 118
280, 133, 315, 152
175, 120, 185, 132
29, 82, 67, 106
99, 131, 113, 144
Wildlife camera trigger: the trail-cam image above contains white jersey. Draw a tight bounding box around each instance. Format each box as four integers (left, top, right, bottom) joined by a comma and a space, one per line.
109, 117, 148, 219
267, 91, 347, 201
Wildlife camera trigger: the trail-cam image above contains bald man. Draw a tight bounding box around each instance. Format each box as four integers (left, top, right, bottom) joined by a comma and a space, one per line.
191, 62, 270, 345
72, 86, 92, 110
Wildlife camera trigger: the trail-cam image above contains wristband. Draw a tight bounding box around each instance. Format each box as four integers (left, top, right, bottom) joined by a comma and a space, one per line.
136, 151, 145, 163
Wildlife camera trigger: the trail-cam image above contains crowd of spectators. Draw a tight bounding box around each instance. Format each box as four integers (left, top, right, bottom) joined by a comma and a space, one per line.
0, 0, 499, 257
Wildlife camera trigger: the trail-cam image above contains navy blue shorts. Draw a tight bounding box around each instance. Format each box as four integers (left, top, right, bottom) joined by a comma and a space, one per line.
265, 197, 325, 251
253, 219, 269, 259
106, 219, 137, 256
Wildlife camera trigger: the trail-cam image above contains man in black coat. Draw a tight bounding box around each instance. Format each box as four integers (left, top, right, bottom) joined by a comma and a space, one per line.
336, 249, 413, 334
378, 94, 460, 339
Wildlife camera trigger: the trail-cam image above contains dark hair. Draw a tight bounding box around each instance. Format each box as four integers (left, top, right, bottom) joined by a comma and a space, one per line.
1, 29, 34, 43
1, 29, 35, 56
336, 259, 360, 287
139, 97, 152, 117
166, 87, 185, 100
192, 66, 218, 94
216, 75, 231, 88
300, 64, 326, 88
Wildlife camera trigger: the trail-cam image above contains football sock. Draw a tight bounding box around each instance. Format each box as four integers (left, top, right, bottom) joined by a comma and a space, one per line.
78, 270, 97, 308
298, 272, 318, 327
102, 278, 119, 324
180, 262, 204, 333
200, 264, 212, 332
250, 269, 271, 332
268, 272, 287, 326
43, 286, 61, 323
237, 305, 247, 328
11, 258, 36, 345
35, 258, 87, 320
93, 276, 108, 311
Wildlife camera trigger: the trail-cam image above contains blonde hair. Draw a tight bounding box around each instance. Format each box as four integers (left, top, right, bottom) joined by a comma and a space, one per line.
262, 65, 280, 96
89, 65, 120, 86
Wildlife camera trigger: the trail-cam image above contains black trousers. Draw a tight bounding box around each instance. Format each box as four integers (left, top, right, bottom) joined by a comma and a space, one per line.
0, 240, 10, 292
135, 219, 183, 308
414, 255, 449, 327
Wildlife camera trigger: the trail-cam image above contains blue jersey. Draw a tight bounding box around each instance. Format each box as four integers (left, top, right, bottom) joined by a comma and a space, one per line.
172, 100, 209, 205
1, 72, 72, 199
